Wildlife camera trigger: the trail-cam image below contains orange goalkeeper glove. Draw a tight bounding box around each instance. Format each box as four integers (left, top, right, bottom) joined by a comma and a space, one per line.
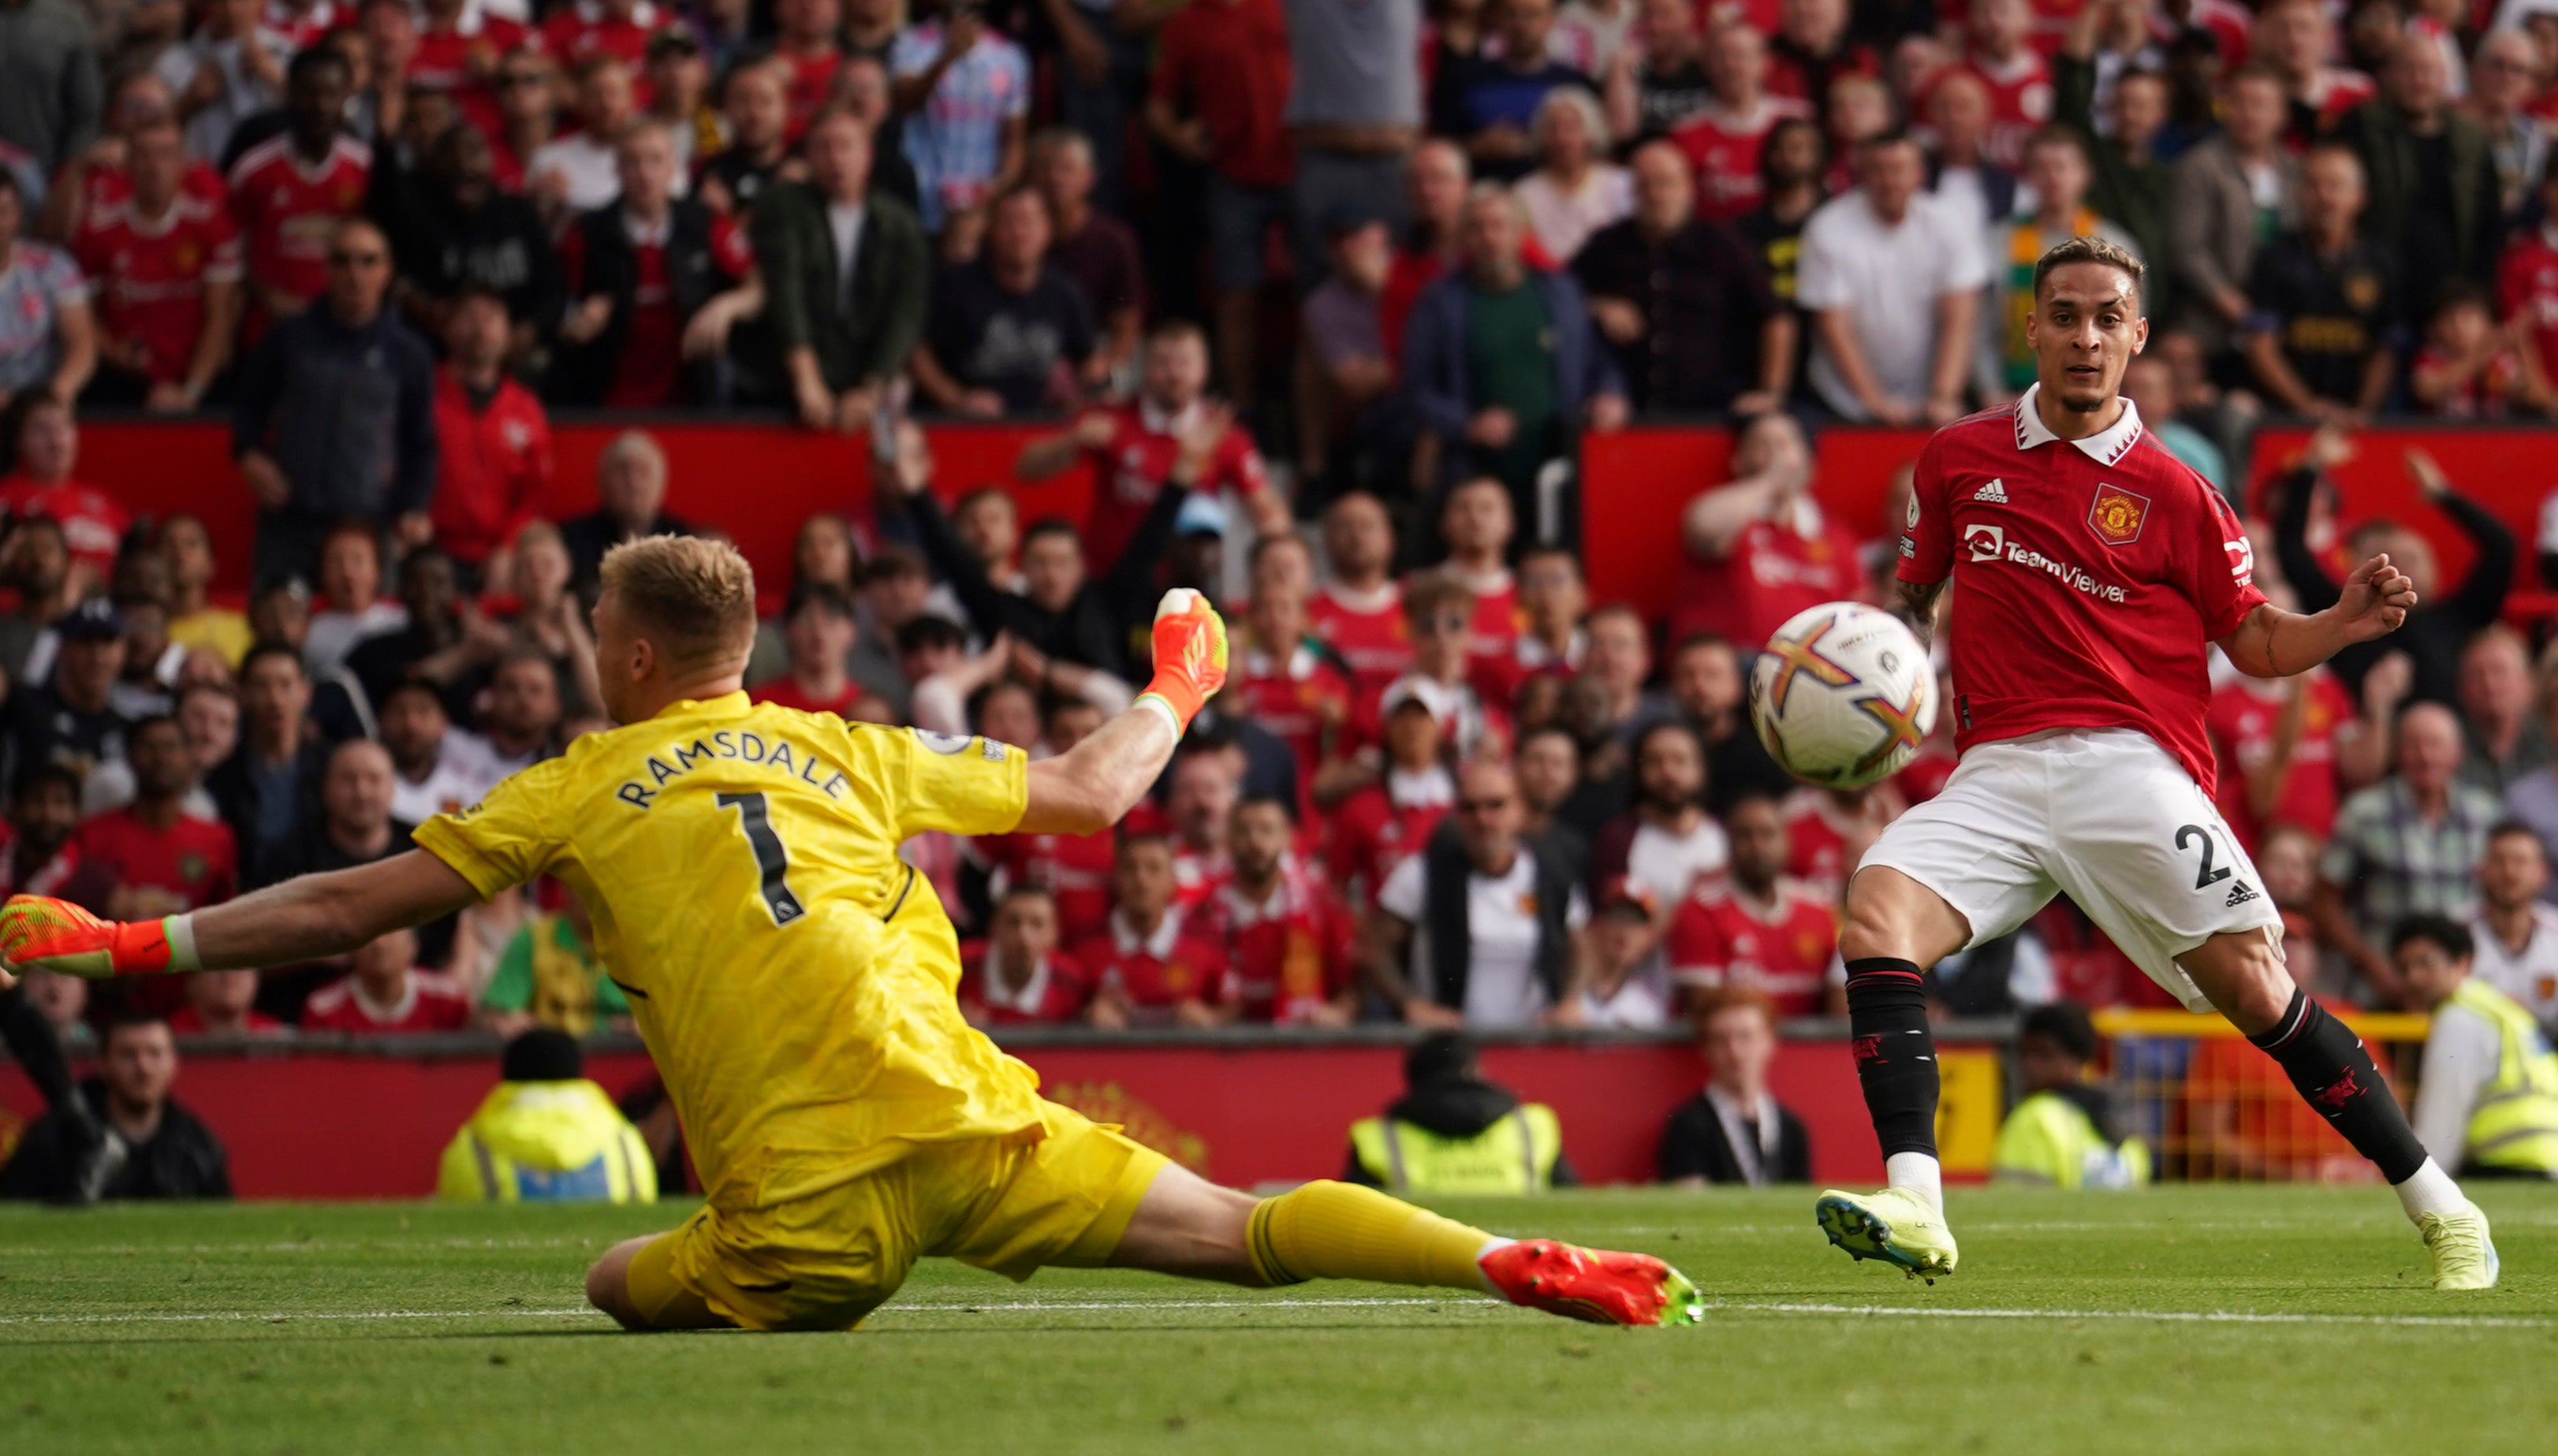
0, 895, 199, 981
1135, 588, 1229, 737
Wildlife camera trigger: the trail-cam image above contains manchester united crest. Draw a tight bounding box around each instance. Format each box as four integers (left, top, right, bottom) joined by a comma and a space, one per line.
2086, 484, 2150, 546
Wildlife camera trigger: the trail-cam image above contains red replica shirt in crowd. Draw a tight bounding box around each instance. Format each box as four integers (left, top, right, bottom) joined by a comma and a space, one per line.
751, 676, 863, 715
1766, 40, 1881, 109
1150, 0, 1295, 189
1670, 506, 1864, 652
2497, 226, 2558, 385
2205, 670, 2360, 849
1779, 784, 1904, 904
73, 188, 242, 388
1225, 639, 1354, 808
1325, 767, 1454, 910
1195, 863, 1357, 1023
777, 45, 845, 140
0, 478, 132, 583
168, 1006, 288, 1035
1900, 389, 2265, 794
263, 0, 341, 50
1454, 569, 1523, 680
1666, 878, 1840, 1017
977, 829, 1117, 943
1083, 400, 1271, 572
75, 809, 237, 910
1308, 580, 1412, 711
431, 369, 553, 566
1964, 51, 2054, 171
956, 941, 1095, 1025
541, 0, 660, 67
1072, 908, 1229, 1022
85, 158, 226, 220
300, 970, 475, 1032
558, 210, 752, 406
1172, 846, 1230, 910
411, 12, 532, 140
227, 132, 371, 311
1669, 97, 1812, 221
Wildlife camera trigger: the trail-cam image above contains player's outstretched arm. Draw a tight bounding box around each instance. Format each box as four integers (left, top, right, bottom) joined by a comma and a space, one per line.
1889, 578, 1945, 650
1018, 589, 1229, 836
0, 851, 481, 985
2219, 553, 2419, 679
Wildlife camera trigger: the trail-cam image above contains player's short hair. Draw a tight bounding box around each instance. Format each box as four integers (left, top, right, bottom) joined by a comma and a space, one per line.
2018, 1001, 2100, 1063
598, 534, 759, 673
1691, 985, 1778, 1033
2389, 912, 2474, 962
2032, 234, 2145, 312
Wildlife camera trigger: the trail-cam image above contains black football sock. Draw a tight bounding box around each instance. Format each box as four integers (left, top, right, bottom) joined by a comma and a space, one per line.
2247, 989, 2427, 1185
1844, 959, 1940, 1162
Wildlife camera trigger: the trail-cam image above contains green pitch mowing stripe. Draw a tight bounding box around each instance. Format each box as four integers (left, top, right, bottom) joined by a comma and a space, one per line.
1, 1186, 2553, 1455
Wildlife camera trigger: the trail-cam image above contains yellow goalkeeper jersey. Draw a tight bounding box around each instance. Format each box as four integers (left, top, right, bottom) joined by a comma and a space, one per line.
412, 691, 1041, 1212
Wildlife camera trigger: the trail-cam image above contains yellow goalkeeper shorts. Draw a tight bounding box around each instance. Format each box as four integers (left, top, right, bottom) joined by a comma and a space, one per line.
623, 1100, 1166, 1332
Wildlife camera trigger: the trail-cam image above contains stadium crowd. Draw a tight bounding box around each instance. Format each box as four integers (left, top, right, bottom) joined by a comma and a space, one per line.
2, 0, 2558, 1065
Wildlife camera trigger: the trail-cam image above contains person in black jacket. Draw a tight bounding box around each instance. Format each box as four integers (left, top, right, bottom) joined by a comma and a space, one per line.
380, 121, 565, 354
2269, 428, 2513, 706
881, 415, 1218, 683
204, 644, 334, 879
1657, 986, 1811, 1186
1342, 1032, 1580, 1190
0, 1015, 233, 1202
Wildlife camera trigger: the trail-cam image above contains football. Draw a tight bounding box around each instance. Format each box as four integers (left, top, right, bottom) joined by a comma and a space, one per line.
1748, 601, 1937, 789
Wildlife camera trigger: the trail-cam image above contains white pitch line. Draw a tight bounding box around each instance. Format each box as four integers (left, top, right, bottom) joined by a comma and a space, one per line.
1708, 1301, 2554, 1330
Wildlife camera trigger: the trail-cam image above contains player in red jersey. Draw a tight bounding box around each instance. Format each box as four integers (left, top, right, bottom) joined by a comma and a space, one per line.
1814, 235, 2495, 1290
1959, 0, 2053, 172
73, 122, 243, 411
1666, 795, 1841, 1018
1307, 492, 1413, 713
1073, 830, 1228, 1027
1670, 411, 1862, 650
1669, 20, 1813, 222
226, 49, 369, 327
1326, 691, 1456, 911
956, 884, 1095, 1026
300, 927, 475, 1033
74, 719, 239, 918
1198, 796, 1358, 1026
1015, 322, 1289, 574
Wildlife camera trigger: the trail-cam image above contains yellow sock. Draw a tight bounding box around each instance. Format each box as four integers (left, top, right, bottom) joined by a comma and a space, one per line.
1244, 1180, 1499, 1293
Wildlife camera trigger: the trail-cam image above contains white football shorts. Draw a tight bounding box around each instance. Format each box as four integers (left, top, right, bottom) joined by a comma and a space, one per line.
1858, 727, 2282, 1012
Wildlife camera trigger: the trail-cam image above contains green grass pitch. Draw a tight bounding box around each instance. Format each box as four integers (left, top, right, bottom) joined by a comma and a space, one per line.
3, 1184, 2554, 1454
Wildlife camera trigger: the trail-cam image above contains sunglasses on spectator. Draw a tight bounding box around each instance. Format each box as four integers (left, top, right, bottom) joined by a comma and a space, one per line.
1457, 796, 1512, 814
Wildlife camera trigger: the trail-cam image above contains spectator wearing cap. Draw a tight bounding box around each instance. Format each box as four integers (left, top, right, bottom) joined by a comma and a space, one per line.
1404, 183, 1626, 505
437, 1026, 658, 1202
1578, 878, 1676, 1027
9, 597, 132, 781
0, 394, 128, 593
1367, 757, 1590, 1028
958, 883, 1095, 1026
0, 166, 96, 409
1431, 0, 1596, 184
888, 0, 1031, 233
912, 186, 1097, 416
304, 927, 473, 1033
1656, 988, 1810, 1186
1325, 679, 1455, 910
231, 217, 438, 590
1344, 1031, 1575, 1193
429, 289, 553, 587
1299, 208, 1401, 496
744, 106, 931, 433
1147, 0, 1293, 414
1573, 139, 1787, 415
1798, 131, 1986, 424
1032, 128, 1142, 389
2394, 912, 2558, 1179
1990, 1001, 2152, 1188
550, 119, 759, 408
557, 430, 694, 592
377, 121, 564, 352
0, 1015, 231, 1203
205, 642, 332, 879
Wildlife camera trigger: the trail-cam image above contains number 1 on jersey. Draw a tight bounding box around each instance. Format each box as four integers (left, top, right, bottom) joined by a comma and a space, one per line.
718, 791, 807, 925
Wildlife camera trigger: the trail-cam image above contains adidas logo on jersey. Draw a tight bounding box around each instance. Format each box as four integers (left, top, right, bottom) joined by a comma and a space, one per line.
1974, 479, 2010, 503
2224, 880, 2260, 907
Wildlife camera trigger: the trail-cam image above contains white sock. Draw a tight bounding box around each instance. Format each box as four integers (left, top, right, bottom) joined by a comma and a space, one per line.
1886, 1152, 1944, 1213
2392, 1159, 2467, 1222
1472, 1237, 1517, 1298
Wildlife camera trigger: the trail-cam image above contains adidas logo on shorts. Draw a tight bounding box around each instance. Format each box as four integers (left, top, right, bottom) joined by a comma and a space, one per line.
2224, 880, 2260, 907
1974, 479, 2009, 503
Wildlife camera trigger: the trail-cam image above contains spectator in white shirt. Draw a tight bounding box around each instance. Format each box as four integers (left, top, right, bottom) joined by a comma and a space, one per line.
2474, 820, 2558, 1033
377, 677, 501, 825
302, 522, 407, 673
1796, 129, 1989, 423
1513, 86, 1630, 263
528, 53, 647, 225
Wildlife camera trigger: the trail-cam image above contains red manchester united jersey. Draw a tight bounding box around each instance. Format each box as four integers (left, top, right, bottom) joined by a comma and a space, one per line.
2497, 226, 2558, 385
1194, 863, 1358, 1023
976, 828, 1117, 943
1225, 639, 1353, 807
1671, 508, 1864, 652
74, 809, 237, 910
300, 970, 475, 1033
74, 189, 242, 387
1072, 907, 1228, 1022
1669, 97, 1812, 222
1899, 388, 2265, 794
1325, 769, 1453, 911
2205, 669, 2361, 849
1665, 879, 1839, 1017
1084, 400, 1270, 571
1308, 580, 1411, 710
956, 942, 1095, 1024
227, 132, 371, 310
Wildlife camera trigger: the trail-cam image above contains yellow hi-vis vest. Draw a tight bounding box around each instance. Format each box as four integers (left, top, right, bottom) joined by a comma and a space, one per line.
1349, 1104, 1563, 1195
2450, 979, 2558, 1175
437, 1079, 659, 1203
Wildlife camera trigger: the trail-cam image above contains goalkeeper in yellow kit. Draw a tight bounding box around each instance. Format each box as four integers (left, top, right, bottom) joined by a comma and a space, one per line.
0, 535, 1702, 1332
